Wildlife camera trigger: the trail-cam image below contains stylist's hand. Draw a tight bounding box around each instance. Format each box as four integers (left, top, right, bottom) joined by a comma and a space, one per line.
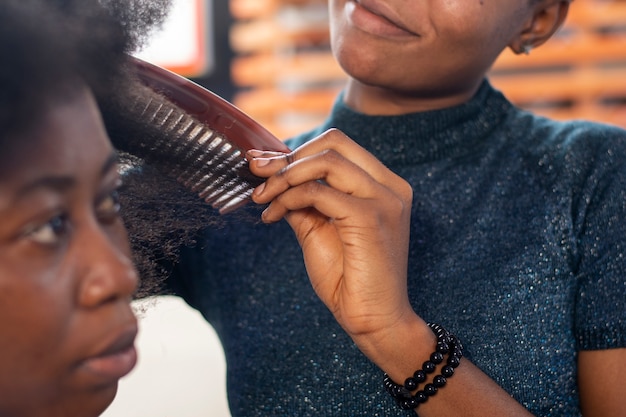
247, 129, 415, 346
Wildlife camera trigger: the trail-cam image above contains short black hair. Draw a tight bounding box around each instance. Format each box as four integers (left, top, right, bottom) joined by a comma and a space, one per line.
1, 1, 107, 142
0, 0, 171, 141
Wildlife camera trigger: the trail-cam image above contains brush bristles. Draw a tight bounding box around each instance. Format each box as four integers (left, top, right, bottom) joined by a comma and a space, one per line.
131, 94, 260, 214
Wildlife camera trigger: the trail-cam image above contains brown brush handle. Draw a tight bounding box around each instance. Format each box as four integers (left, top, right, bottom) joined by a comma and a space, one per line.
130, 56, 291, 153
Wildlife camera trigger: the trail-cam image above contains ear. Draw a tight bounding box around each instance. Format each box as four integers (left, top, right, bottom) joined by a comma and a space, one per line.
508, 0, 571, 54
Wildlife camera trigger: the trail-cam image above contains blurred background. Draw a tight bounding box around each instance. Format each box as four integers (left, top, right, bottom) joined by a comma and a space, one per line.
101, 296, 230, 417
104, 0, 626, 415
136, 0, 626, 141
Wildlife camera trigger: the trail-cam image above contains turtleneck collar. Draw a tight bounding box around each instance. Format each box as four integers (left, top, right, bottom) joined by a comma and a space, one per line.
312, 80, 513, 166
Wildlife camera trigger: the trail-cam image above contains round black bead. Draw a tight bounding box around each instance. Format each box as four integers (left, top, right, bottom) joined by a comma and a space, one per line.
436, 341, 450, 354
433, 375, 447, 388
397, 399, 411, 410
413, 369, 426, 383
404, 377, 418, 391
424, 383, 438, 396
407, 396, 420, 409
415, 391, 428, 403
454, 347, 464, 359
448, 355, 461, 368
422, 360, 436, 374
430, 351, 444, 364
441, 365, 455, 378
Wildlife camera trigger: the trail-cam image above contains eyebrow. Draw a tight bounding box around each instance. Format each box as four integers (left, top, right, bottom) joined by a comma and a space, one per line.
15, 151, 119, 198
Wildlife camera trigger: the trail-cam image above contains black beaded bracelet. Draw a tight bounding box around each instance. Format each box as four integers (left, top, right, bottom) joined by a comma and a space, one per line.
383, 323, 463, 410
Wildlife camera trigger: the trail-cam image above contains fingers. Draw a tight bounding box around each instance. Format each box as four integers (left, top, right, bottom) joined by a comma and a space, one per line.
247, 128, 412, 203
251, 147, 383, 204
258, 178, 400, 224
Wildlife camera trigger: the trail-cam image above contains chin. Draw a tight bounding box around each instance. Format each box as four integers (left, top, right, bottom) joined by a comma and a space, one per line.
337, 55, 377, 82
335, 46, 393, 83
53, 383, 120, 417
89, 382, 120, 416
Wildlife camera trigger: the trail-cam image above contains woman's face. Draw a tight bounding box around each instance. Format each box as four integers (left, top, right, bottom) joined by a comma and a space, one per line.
0, 88, 138, 417
330, 0, 534, 99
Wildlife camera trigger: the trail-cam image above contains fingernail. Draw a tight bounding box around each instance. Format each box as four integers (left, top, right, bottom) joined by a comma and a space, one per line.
261, 208, 271, 223
247, 149, 264, 158
253, 182, 266, 196
254, 158, 270, 167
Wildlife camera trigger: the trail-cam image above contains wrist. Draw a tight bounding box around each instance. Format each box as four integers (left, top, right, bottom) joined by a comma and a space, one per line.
351, 312, 437, 380
383, 323, 464, 410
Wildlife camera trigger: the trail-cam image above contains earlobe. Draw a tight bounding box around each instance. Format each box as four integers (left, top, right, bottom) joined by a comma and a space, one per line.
509, 0, 571, 55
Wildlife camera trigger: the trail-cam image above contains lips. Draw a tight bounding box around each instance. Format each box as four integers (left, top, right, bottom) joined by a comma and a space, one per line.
351, 0, 416, 36
80, 324, 138, 383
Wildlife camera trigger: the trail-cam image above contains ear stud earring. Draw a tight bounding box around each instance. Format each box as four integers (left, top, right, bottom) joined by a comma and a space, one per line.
522, 44, 533, 55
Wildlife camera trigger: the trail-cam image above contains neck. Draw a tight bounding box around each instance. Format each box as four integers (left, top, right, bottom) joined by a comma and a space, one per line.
342, 78, 484, 116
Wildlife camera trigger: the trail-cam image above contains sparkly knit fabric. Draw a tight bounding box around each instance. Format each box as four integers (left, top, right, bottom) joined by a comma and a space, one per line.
168, 80, 626, 416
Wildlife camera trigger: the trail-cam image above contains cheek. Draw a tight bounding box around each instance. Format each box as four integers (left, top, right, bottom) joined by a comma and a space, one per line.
107, 220, 134, 263
0, 267, 74, 407
437, 2, 526, 52
0, 259, 75, 368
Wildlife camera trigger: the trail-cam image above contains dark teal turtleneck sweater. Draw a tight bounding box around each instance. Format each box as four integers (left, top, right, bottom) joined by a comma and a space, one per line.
169, 81, 626, 416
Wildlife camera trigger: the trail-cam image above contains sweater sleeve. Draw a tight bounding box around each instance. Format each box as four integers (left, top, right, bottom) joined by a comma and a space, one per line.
573, 128, 626, 350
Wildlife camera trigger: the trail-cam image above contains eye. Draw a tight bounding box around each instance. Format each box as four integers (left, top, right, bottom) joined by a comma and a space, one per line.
96, 189, 122, 222
24, 214, 70, 246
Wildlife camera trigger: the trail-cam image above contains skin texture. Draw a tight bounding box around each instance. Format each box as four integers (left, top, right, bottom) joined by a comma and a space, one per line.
331, 0, 569, 115
0, 88, 138, 417
245, 0, 626, 415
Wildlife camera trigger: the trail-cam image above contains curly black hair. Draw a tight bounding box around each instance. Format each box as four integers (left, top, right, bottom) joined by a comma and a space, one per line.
1, 1, 106, 140
1, 0, 234, 297
0, 0, 177, 141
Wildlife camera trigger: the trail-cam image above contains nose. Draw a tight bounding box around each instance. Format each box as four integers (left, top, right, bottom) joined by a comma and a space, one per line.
77, 222, 139, 308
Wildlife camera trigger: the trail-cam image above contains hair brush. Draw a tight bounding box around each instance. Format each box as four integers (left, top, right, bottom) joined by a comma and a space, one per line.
112, 56, 291, 214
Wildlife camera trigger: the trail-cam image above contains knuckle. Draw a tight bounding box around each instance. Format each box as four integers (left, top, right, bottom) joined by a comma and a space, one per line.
325, 127, 348, 142
318, 128, 349, 148
319, 148, 342, 165
306, 180, 326, 196
275, 164, 289, 177
284, 151, 297, 165
383, 194, 406, 216
399, 181, 414, 204
378, 186, 412, 219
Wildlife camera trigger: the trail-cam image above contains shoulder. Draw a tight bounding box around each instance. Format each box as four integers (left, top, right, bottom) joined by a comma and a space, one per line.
502, 109, 626, 167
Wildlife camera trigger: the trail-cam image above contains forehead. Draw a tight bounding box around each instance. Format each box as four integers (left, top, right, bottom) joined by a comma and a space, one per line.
0, 89, 113, 189
2, 89, 111, 165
